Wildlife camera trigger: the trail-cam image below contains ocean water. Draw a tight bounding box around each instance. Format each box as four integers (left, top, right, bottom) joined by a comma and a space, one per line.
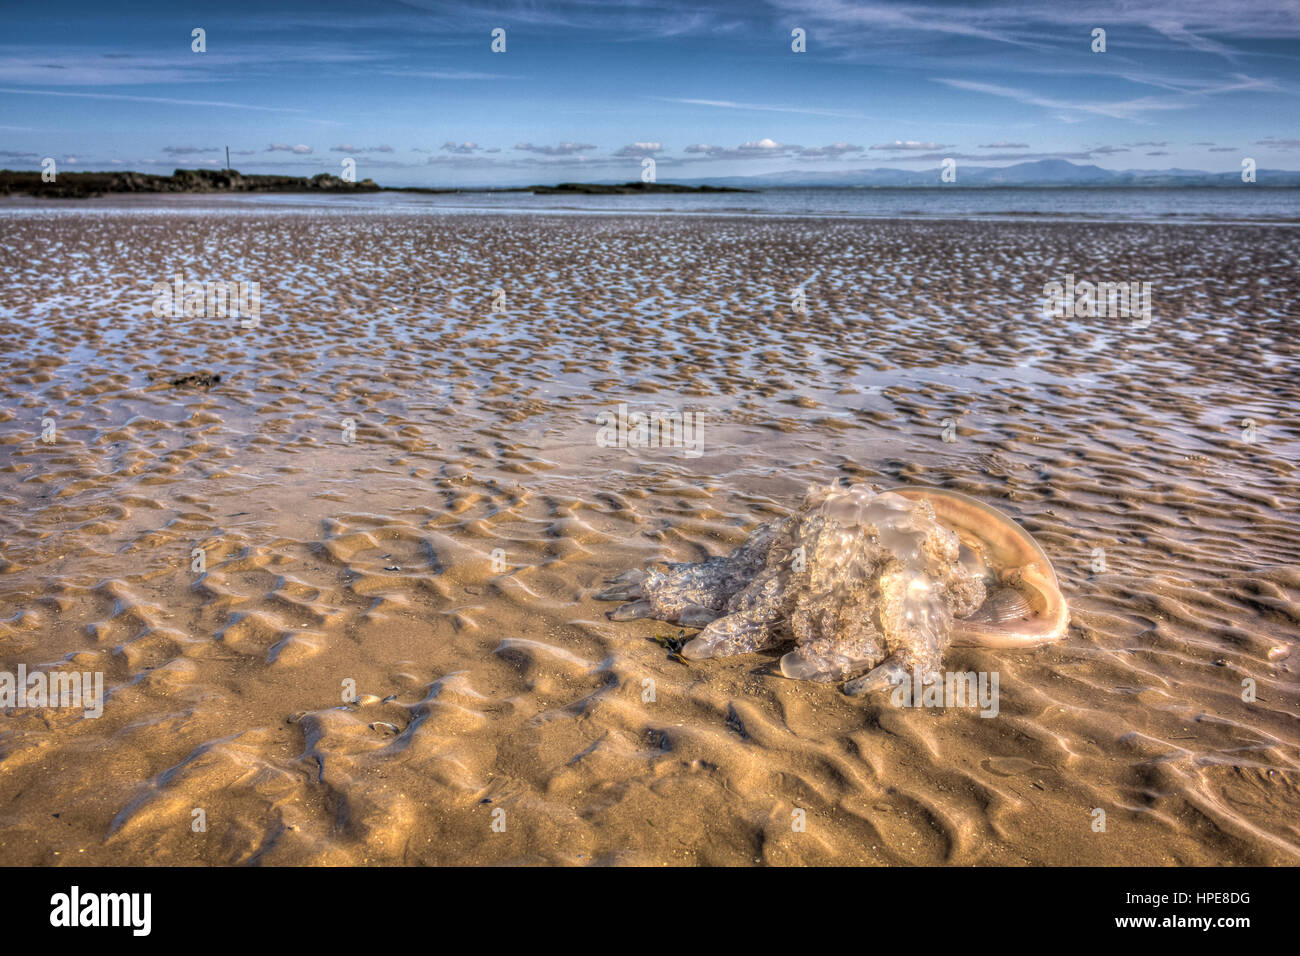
214, 185, 1300, 224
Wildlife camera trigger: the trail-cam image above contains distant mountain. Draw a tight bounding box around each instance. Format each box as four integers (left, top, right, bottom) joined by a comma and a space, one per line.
969, 158, 1115, 184
670, 159, 1300, 188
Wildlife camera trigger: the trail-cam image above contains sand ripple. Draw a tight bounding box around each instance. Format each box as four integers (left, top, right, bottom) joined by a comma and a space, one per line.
0, 208, 1297, 864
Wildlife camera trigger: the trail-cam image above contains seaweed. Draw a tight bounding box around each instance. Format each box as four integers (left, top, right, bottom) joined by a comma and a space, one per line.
651, 628, 691, 664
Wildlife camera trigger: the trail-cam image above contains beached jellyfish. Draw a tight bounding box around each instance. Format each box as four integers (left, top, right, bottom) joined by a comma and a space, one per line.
596, 484, 1069, 695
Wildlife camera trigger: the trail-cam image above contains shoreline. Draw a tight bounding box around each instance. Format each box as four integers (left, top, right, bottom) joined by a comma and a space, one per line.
3, 191, 1299, 227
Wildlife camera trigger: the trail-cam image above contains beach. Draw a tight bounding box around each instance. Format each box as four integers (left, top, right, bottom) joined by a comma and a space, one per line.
0, 199, 1297, 865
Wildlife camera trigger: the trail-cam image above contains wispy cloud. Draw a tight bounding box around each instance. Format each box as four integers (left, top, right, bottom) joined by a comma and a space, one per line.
797, 142, 864, 158
662, 97, 867, 119
0, 46, 386, 86
684, 139, 794, 160
934, 73, 1274, 122
767, 0, 1049, 50
1149, 19, 1239, 60
0, 87, 305, 113
870, 140, 952, 151
330, 144, 395, 153
613, 142, 664, 157
769, 0, 1300, 56
388, 0, 745, 39
384, 68, 520, 80
514, 141, 596, 156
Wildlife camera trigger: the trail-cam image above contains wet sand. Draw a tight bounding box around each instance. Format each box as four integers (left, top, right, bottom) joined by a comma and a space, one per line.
0, 200, 1297, 865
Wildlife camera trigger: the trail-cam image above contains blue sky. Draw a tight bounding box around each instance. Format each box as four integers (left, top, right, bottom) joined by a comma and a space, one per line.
1, 0, 1297, 186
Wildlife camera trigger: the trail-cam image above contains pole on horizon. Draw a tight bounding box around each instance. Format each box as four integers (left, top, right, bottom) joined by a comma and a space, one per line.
226, 146, 230, 172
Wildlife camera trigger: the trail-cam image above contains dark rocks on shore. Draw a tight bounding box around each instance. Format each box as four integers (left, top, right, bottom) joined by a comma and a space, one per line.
529, 181, 753, 194
0, 167, 754, 200
0, 167, 382, 199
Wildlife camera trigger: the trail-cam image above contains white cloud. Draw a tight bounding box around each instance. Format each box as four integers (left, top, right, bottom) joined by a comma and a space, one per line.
870, 140, 950, 151
613, 142, 663, 157
514, 141, 596, 156
797, 142, 864, 158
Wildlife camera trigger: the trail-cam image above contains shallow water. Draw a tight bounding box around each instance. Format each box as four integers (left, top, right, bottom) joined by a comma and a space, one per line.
6, 185, 1300, 224
0, 205, 1297, 864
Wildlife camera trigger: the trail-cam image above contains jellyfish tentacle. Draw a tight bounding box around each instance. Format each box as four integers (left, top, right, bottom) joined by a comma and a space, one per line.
680, 565, 790, 659
679, 612, 783, 660
607, 599, 655, 622
594, 519, 785, 625
843, 653, 909, 697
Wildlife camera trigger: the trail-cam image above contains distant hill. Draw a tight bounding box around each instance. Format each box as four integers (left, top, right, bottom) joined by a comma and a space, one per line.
972, 159, 1115, 184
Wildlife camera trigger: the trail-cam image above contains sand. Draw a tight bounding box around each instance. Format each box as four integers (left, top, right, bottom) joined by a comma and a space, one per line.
0, 199, 1297, 865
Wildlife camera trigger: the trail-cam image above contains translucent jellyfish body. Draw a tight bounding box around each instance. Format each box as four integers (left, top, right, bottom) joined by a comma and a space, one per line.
596, 484, 1069, 695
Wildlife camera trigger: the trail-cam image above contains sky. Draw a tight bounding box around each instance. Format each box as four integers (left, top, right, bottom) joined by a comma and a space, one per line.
1, 0, 1298, 186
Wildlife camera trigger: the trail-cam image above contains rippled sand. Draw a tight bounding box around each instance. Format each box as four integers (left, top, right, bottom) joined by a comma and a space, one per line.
1, 201, 1297, 865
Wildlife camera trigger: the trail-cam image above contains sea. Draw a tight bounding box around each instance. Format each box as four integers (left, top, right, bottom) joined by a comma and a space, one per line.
211, 184, 1300, 224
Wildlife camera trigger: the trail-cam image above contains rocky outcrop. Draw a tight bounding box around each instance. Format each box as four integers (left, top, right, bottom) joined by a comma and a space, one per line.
531, 181, 751, 194
0, 168, 382, 198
